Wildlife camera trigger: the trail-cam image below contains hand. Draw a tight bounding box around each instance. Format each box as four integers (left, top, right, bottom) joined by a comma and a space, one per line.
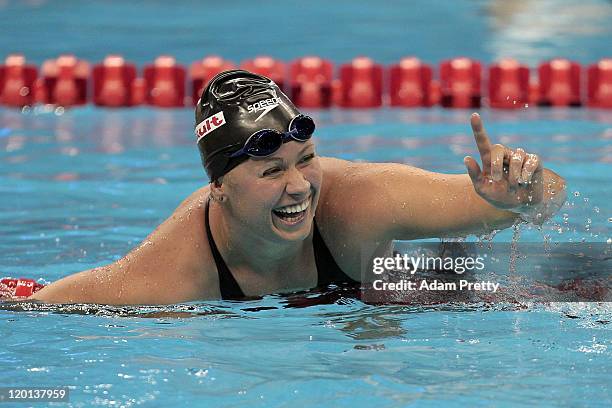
463, 113, 544, 217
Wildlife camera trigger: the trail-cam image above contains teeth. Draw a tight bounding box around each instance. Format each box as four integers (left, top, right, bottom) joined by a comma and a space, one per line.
275, 199, 310, 214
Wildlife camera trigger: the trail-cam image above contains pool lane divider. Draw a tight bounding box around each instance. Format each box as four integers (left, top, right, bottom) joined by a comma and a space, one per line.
1, 278, 45, 299
1, 54, 611, 109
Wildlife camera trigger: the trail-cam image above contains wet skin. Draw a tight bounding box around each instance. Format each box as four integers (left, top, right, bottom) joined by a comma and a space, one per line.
30, 114, 566, 304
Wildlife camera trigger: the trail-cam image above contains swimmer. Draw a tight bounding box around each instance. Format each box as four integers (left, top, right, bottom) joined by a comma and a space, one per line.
29, 70, 566, 304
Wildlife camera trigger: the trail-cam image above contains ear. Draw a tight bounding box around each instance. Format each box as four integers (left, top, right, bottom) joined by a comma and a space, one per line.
210, 178, 226, 202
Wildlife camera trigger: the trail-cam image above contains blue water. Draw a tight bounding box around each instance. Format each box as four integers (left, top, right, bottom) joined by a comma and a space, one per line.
2, 0, 612, 407
1, 106, 610, 407
1, 0, 611, 66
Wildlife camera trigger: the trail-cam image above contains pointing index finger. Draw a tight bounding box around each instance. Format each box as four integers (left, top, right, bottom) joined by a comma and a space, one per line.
471, 113, 492, 171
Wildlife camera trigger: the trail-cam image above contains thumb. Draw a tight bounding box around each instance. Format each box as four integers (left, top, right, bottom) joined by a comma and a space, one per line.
464, 156, 482, 184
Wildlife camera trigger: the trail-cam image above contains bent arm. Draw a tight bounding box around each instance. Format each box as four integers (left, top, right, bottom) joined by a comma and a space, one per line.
320, 158, 565, 242
387, 165, 566, 239
30, 187, 215, 305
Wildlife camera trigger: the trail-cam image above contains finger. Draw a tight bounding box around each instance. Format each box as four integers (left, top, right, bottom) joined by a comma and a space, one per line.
470, 113, 492, 172
490, 144, 508, 182
520, 154, 541, 184
509, 148, 526, 187
464, 156, 482, 185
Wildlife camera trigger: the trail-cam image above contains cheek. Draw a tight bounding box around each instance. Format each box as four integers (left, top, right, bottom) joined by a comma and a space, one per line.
249, 178, 286, 208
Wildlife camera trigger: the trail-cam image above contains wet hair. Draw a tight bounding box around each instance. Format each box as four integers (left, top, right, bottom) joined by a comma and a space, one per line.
195, 69, 301, 182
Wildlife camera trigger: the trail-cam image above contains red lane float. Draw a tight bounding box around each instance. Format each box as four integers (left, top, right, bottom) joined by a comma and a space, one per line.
38, 55, 89, 106
587, 58, 612, 108
538, 58, 581, 107
289, 56, 334, 108
338, 57, 383, 108
440, 57, 482, 108
389, 57, 434, 107
190, 56, 235, 106
488, 58, 530, 109
0, 278, 45, 299
241, 56, 286, 91
143, 56, 186, 107
0, 54, 38, 107
93, 55, 137, 107
1, 54, 611, 109
130, 78, 146, 106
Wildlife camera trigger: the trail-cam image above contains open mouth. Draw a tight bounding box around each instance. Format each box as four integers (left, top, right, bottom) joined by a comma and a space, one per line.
272, 198, 310, 225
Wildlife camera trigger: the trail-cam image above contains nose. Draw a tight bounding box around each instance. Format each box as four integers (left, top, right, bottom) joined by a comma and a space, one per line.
285, 166, 311, 197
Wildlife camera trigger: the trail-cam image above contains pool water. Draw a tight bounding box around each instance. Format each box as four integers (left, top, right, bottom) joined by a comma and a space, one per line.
1, 0, 612, 406
1, 106, 610, 407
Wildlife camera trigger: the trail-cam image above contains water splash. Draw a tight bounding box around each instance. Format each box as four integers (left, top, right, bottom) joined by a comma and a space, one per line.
509, 224, 522, 274
476, 229, 499, 250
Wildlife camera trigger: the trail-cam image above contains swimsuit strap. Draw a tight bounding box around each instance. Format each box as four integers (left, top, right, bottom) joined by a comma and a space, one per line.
206, 199, 356, 300
313, 220, 358, 286
205, 198, 246, 299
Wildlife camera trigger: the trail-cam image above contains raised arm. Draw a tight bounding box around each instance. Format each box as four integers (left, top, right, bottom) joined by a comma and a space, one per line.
461, 113, 566, 228
319, 114, 566, 242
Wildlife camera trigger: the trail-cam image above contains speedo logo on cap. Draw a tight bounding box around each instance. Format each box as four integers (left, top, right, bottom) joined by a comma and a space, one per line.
195, 111, 226, 142
248, 97, 281, 122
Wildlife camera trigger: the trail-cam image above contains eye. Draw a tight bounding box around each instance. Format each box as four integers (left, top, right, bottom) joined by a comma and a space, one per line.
299, 153, 315, 164
262, 167, 282, 177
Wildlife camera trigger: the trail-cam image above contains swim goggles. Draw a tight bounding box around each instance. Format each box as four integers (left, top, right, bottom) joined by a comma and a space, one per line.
229, 115, 315, 158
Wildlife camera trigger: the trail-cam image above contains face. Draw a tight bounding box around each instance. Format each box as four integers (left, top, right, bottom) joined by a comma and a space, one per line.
220, 139, 322, 242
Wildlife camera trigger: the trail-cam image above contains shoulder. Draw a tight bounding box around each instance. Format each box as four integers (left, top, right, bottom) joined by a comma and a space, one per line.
314, 157, 395, 279
317, 156, 398, 230
319, 156, 366, 181
139, 185, 222, 301
318, 157, 381, 206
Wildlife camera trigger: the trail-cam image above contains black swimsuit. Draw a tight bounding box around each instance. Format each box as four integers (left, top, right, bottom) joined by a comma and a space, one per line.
205, 199, 357, 300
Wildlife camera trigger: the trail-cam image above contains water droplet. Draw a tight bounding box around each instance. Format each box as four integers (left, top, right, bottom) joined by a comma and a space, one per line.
573, 191, 580, 197
524, 103, 529, 108
607, 238, 611, 244
194, 369, 208, 377
593, 207, 600, 213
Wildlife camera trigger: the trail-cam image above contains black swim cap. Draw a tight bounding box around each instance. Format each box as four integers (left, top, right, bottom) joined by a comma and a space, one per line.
195, 69, 302, 182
